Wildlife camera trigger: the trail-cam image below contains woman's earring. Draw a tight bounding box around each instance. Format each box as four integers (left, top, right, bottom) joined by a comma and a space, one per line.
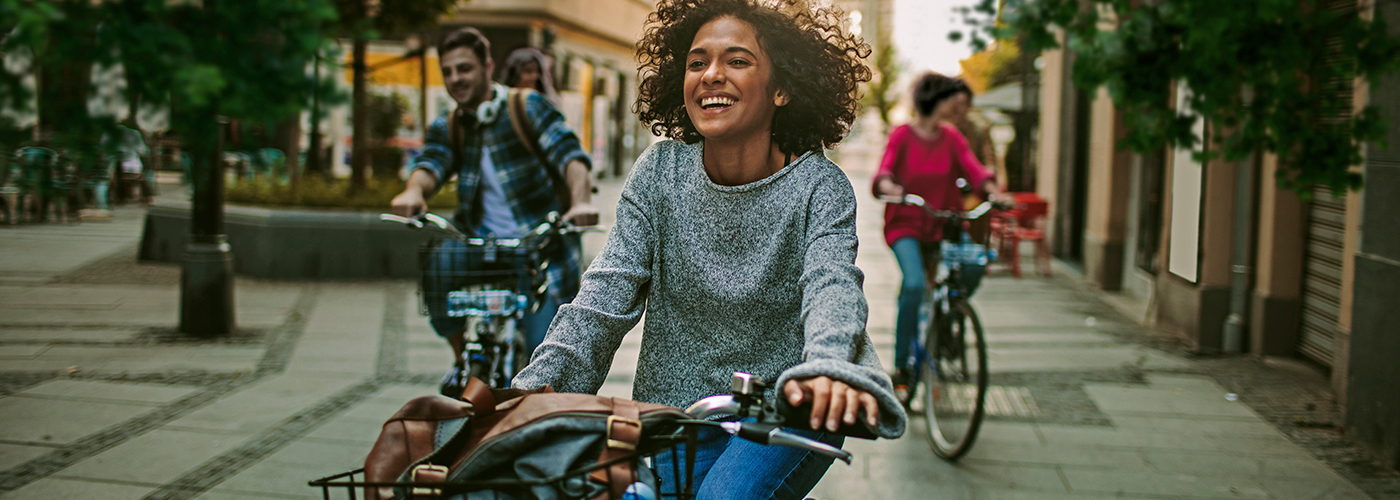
774, 91, 789, 106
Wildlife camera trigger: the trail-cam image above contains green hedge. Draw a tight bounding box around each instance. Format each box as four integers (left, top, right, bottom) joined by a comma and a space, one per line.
225, 176, 458, 211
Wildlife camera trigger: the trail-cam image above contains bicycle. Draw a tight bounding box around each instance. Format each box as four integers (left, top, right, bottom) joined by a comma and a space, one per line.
308, 372, 874, 499
381, 211, 602, 395
880, 194, 993, 460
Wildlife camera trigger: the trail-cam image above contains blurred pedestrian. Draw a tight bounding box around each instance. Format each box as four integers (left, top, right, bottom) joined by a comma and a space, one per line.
873, 72, 1004, 393
944, 83, 1003, 190
390, 26, 597, 395
501, 47, 560, 104
514, 0, 905, 497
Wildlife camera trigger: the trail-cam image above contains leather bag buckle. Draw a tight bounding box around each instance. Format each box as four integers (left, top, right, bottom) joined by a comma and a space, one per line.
410, 464, 449, 496
605, 415, 642, 451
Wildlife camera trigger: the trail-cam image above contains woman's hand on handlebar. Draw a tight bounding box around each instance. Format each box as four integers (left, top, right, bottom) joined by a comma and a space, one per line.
561, 202, 600, 227
876, 177, 904, 199
783, 376, 879, 432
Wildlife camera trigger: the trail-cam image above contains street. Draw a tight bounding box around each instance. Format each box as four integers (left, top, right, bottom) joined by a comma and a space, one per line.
0, 167, 1391, 500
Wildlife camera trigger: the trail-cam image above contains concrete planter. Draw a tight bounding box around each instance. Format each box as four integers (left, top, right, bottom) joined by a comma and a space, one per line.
139, 201, 436, 280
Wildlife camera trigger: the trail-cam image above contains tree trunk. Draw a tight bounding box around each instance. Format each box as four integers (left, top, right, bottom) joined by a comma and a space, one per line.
275, 116, 302, 189
350, 37, 369, 192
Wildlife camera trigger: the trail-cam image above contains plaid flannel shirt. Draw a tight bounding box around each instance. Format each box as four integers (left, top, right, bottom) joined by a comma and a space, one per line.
413, 83, 592, 301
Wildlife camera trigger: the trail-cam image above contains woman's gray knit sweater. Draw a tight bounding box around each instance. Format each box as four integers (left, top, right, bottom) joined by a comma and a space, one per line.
513, 140, 907, 439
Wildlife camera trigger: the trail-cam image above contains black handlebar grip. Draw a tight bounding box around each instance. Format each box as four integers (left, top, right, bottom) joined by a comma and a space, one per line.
774, 398, 879, 440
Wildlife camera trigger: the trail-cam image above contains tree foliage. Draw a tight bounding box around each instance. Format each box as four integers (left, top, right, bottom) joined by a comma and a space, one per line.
1, 0, 338, 167
956, 0, 1400, 197
958, 39, 1022, 93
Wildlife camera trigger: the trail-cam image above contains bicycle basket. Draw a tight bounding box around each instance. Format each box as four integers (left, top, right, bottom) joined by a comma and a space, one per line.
448, 289, 529, 317
309, 418, 700, 500
941, 240, 992, 295
420, 236, 549, 318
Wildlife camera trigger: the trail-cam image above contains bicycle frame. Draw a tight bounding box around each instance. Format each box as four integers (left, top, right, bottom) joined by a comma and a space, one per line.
879, 196, 991, 382
881, 194, 992, 459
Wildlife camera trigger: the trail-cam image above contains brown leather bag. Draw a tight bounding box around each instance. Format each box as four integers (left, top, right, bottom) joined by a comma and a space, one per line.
362, 378, 686, 500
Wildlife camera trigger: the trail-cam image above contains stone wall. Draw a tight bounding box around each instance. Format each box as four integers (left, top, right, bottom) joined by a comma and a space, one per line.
140, 202, 435, 280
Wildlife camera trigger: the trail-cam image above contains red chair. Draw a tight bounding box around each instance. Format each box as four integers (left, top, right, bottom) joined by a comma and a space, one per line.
993, 193, 1052, 278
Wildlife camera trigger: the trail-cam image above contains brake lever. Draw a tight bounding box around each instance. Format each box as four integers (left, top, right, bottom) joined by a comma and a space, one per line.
379, 213, 424, 229
719, 421, 853, 464
421, 213, 469, 240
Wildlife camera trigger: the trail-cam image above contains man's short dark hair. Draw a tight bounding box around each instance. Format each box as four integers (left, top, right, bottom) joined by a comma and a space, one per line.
914, 73, 971, 117
439, 27, 491, 64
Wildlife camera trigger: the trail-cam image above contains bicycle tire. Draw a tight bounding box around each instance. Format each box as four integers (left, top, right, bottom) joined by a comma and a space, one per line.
501, 320, 531, 387
466, 359, 490, 384
920, 298, 988, 460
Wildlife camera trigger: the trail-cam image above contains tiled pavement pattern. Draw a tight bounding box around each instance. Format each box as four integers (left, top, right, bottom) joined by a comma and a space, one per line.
0, 172, 1396, 499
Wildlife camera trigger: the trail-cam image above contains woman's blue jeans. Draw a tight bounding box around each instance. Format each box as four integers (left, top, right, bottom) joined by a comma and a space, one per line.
653, 419, 844, 500
891, 237, 933, 373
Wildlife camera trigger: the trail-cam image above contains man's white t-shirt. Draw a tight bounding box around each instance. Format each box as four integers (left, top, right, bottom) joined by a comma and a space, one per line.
477, 151, 522, 238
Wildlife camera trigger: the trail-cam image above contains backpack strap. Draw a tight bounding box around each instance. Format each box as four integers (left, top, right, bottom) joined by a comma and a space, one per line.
589, 398, 641, 500
506, 88, 573, 212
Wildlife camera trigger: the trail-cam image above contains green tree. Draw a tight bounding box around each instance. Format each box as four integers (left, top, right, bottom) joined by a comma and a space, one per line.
1, 0, 337, 169
331, 0, 457, 192
366, 90, 409, 178
955, 0, 1400, 197
1, 1, 120, 174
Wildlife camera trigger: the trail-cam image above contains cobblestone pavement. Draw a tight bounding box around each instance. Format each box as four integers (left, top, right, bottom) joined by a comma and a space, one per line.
0, 172, 1396, 499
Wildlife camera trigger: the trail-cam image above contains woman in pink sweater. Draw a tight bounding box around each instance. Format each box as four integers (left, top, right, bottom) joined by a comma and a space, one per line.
872, 73, 1002, 392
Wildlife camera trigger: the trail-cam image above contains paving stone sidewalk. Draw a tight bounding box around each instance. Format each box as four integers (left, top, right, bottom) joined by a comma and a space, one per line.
0, 173, 1396, 499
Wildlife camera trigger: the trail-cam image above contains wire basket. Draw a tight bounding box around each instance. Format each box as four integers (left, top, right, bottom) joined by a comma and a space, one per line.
418, 235, 552, 319
308, 426, 699, 500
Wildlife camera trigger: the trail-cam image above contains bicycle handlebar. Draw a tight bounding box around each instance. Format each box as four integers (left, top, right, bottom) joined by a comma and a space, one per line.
721, 421, 853, 464
686, 371, 891, 465
879, 194, 996, 220
380, 211, 604, 243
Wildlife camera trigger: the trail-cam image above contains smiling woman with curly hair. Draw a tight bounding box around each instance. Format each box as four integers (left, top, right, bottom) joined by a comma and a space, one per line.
635, 0, 872, 155
514, 1, 905, 497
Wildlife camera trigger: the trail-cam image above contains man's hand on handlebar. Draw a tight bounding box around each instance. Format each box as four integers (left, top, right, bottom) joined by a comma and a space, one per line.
783, 376, 879, 432
390, 189, 428, 217
392, 169, 438, 217
560, 202, 600, 227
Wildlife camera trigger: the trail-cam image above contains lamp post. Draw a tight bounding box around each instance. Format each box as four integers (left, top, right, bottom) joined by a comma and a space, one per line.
180, 113, 235, 336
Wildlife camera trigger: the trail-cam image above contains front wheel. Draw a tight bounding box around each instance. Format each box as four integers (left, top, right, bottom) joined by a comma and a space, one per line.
500, 319, 530, 387
921, 298, 988, 460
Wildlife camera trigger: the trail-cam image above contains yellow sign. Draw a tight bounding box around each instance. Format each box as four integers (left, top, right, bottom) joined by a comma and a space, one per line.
345, 52, 444, 87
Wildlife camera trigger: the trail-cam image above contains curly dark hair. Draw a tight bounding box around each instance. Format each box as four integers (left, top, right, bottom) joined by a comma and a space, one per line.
634, 0, 872, 154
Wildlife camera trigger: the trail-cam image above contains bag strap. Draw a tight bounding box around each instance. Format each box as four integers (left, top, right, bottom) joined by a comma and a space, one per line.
507, 88, 573, 212
449, 108, 463, 169
589, 398, 642, 500
459, 377, 497, 417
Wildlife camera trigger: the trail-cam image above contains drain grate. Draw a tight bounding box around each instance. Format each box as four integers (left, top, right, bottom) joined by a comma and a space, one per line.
918, 384, 1043, 418
983, 385, 1041, 418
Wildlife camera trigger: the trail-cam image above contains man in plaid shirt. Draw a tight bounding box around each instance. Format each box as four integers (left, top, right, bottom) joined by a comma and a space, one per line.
391, 27, 597, 391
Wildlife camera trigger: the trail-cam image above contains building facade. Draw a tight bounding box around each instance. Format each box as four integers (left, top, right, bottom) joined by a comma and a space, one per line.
1032, 1, 1400, 469
323, 0, 655, 180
